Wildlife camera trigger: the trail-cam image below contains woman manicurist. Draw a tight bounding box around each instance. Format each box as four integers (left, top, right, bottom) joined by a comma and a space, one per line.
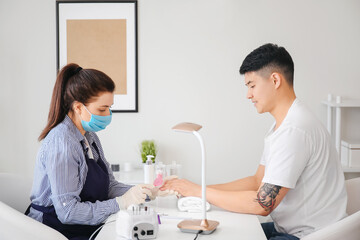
27, 63, 154, 239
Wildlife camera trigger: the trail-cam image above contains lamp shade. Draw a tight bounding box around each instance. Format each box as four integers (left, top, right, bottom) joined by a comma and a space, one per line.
172, 122, 202, 133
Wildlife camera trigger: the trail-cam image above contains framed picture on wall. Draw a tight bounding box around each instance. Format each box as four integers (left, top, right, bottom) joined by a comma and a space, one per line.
56, 0, 138, 112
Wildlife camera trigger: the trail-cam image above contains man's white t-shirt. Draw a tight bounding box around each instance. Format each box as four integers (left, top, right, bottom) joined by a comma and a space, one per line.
260, 98, 347, 238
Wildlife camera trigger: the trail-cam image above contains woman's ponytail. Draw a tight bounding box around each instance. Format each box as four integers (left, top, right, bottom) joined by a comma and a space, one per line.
38, 63, 115, 141
39, 63, 82, 141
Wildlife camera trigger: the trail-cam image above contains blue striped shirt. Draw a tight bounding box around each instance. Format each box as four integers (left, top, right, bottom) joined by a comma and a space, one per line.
28, 115, 132, 225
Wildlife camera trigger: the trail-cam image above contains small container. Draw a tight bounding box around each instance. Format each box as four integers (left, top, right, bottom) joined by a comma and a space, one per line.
123, 162, 134, 172
111, 164, 120, 180
328, 94, 333, 102
341, 141, 360, 167
155, 161, 166, 177
166, 161, 182, 177
144, 155, 155, 184
336, 95, 342, 104
153, 161, 166, 187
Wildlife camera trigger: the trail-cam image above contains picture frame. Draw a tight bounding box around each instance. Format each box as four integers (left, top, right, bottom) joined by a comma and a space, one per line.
56, 0, 138, 112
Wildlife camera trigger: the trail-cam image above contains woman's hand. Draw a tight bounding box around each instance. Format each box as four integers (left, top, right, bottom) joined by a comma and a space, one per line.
160, 178, 201, 197
116, 184, 154, 209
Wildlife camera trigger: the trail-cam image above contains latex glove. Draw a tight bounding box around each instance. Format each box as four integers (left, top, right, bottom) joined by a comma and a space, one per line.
143, 182, 177, 200
144, 186, 177, 199
140, 184, 157, 200
157, 175, 180, 197
116, 184, 153, 209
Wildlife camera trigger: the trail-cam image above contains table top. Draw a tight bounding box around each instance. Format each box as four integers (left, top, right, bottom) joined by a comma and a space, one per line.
96, 196, 267, 240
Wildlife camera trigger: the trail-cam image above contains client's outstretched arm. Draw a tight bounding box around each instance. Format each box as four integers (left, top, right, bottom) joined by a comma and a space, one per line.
208, 165, 264, 191
160, 165, 288, 215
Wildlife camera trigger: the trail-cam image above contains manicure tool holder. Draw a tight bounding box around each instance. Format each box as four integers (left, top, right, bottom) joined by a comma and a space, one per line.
116, 206, 159, 240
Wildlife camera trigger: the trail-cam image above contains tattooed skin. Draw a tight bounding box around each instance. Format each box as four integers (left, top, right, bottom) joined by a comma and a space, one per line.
255, 183, 282, 212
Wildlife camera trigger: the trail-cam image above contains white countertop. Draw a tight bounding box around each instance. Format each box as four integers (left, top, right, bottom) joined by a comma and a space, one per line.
96, 196, 267, 240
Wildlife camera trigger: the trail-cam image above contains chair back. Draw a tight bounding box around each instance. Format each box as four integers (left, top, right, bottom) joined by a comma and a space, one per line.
0, 201, 67, 240
345, 177, 360, 215
301, 177, 360, 239
301, 210, 360, 240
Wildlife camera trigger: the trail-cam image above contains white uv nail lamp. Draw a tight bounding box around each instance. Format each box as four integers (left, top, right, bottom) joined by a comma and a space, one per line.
172, 122, 219, 235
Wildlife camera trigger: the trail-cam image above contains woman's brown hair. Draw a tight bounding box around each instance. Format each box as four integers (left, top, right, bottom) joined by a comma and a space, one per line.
39, 63, 115, 141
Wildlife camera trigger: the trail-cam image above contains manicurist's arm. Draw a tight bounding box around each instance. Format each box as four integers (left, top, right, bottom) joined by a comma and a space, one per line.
45, 138, 119, 225
107, 169, 133, 198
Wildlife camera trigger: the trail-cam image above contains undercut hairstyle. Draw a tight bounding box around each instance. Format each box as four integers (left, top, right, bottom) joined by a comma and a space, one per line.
239, 43, 294, 86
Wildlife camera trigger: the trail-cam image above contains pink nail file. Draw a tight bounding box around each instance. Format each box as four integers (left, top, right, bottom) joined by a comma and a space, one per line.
153, 174, 163, 187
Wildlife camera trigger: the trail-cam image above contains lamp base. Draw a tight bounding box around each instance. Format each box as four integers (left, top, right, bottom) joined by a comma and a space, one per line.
177, 219, 219, 235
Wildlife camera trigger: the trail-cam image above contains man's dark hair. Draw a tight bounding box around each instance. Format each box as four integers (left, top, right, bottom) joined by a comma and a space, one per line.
239, 43, 294, 86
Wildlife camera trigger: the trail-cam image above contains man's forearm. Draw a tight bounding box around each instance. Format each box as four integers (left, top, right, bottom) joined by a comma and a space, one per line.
208, 176, 260, 191
205, 187, 267, 215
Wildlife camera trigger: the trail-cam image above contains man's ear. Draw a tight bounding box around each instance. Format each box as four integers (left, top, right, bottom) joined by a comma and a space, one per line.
271, 72, 282, 89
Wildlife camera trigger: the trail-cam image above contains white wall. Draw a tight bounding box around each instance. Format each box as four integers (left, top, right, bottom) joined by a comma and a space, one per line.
0, 0, 359, 184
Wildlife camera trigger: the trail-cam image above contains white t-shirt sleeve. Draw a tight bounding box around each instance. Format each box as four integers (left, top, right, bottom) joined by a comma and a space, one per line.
262, 127, 311, 189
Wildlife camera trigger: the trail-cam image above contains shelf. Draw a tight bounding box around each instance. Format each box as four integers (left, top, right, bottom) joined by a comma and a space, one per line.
342, 167, 360, 173
324, 96, 360, 173
322, 100, 360, 108
341, 140, 360, 148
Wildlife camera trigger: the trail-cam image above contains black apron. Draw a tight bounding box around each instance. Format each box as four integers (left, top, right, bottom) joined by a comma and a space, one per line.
26, 142, 110, 240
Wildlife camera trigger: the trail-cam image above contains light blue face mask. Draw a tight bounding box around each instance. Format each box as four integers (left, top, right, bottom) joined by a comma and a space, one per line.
81, 105, 112, 132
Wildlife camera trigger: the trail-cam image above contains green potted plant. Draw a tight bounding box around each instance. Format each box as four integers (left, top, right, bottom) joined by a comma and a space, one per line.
140, 140, 157, 163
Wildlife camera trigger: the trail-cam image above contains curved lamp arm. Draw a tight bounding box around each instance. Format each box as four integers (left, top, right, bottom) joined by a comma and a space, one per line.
192, 131, 207, 222
172, 122, 219, 233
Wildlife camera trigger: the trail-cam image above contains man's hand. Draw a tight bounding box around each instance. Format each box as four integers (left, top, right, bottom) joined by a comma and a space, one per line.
160, 178, 201, 197
157, 175, 180, 197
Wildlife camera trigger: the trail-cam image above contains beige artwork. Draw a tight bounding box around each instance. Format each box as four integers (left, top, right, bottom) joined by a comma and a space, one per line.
67, 19, 127, 95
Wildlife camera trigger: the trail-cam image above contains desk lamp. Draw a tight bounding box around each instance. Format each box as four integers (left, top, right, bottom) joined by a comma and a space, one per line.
172, 122, 219, 234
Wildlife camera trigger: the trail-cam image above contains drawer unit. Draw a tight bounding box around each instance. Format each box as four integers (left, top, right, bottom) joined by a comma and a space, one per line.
341, 141, 360, 167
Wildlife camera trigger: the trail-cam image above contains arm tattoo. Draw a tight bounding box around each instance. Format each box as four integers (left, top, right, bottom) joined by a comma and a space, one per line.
255, 183, 282, 212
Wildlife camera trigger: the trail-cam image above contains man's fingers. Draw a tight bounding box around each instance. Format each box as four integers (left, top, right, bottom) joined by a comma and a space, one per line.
157, 188, 180, 197
160, 179, 177, 190
164, 175, 178, 181
140, 184, 156, 190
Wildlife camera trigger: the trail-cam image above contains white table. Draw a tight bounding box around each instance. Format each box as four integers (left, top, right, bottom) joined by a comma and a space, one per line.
96, 196, 267, 240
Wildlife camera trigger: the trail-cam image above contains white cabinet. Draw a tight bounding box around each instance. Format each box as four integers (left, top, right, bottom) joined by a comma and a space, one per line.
323, 95, 360, 173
